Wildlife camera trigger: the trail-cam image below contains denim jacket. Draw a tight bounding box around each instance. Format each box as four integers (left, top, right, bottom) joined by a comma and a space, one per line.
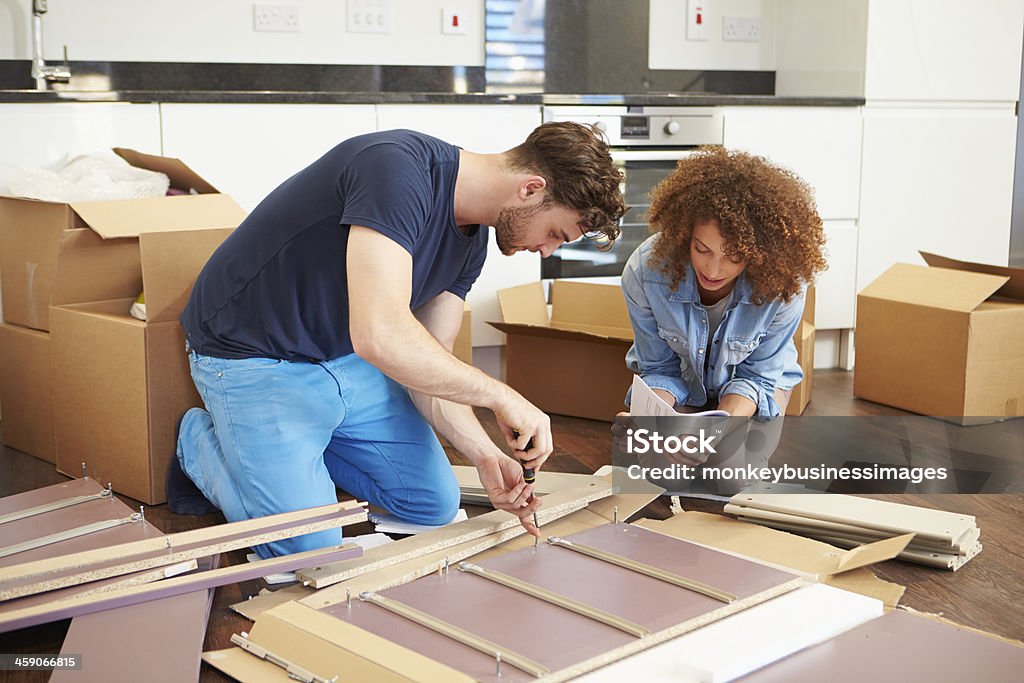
622, 234, 804, 419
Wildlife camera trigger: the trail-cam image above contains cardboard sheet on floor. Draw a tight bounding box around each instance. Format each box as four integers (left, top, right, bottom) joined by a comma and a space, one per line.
735, 609, 1024, 681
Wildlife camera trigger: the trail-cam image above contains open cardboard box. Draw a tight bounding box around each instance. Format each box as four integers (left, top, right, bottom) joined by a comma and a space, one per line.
491, 280, 816, 421
0, 148, 242, 331
490, 280, 635, 421
854, 252, 1024, 425
49, 225, 239, 504
0, 323, 55, 463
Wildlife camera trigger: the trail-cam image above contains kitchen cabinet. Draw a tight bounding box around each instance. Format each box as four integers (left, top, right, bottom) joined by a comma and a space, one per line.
722, 106, 862, 331
159, 104, 377, 211
857, 104, 1017, 291
0, 103, 161, 171
376, 104, 544, 347
776, 0, 1023, 102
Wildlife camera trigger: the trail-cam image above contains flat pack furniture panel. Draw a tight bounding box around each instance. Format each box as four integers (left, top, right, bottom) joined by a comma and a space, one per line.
318, 523, 802, 682
52, 555, 220, 683
0, 501, 366, 596
735, 609, 1024, 682
298, 481, 614, 590
0, 478, 103, 517
0, 480, 164, 565
724, 503, 982, 554
633, 513, 908, 609
0, 543, 363, 633
730, 492, 976, 547
301, 483, 659, 608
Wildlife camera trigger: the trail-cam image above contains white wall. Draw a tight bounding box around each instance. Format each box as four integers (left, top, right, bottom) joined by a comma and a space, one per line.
649, 0, 776, 71
775, 0, 868, 98
0, 0, 484, 66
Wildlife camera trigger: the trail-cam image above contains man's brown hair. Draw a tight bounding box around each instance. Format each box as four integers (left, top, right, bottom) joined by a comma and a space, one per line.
649, 146, 826, 304
505, 121, 626, 242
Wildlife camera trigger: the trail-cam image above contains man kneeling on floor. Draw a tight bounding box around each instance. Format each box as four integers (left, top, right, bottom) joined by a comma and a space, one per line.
168, 123, 626, 557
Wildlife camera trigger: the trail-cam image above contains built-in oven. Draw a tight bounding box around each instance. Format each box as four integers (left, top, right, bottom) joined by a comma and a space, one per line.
541, 106, 724, 280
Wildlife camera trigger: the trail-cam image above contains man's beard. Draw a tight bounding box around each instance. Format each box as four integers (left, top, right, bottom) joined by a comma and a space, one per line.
494, 203, 545, 256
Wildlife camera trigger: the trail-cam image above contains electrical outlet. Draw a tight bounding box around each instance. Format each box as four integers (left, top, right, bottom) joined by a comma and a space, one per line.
348, 0, 390, 34
722, 16, 761, 42
253, 4, 300, 33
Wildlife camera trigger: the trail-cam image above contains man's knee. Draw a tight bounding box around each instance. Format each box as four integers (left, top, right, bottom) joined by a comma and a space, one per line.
393, 479, 460, 527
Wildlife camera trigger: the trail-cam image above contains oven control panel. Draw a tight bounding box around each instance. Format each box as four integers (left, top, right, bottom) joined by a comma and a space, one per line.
542, 106, 723, 147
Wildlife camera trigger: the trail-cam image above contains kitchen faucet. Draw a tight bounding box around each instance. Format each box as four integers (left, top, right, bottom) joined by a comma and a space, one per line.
31, 0, 71, 90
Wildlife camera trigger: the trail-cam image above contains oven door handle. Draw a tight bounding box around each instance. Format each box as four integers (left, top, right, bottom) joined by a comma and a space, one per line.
611, 150, 698, 162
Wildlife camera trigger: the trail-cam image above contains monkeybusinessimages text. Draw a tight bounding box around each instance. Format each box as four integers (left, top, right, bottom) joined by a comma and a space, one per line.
622, 428, 951, 485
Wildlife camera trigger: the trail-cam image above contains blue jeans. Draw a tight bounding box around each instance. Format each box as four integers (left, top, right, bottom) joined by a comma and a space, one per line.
176, 349, 460, 558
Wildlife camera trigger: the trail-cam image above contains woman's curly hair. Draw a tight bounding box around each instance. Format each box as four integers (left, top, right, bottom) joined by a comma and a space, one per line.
648, 146, 827, 304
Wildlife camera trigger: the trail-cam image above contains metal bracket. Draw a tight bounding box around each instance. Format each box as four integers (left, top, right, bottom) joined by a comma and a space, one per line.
359, 591, 549, 678
231, 632, 338, 683
547, 536, 737, 603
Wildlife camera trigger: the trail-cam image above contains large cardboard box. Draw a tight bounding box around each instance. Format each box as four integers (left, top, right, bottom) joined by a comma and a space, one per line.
0, 148, 241, 331
0, 323, 55, 463
50, 225, 239, 504
490, 280, 635, 421
854, 252, 1024, 425
492, 281, 817, 422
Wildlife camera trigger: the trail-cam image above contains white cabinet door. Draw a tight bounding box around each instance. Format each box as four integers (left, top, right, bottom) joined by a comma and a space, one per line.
816, 220, 858, 330
376, 104, 544, 347
160, 104, 377, 211
857, 104, 1016, 291
722, 106, 862, 221
864, 0, 1023, 102
0, 103, 161, 168
723, 106, 862, 333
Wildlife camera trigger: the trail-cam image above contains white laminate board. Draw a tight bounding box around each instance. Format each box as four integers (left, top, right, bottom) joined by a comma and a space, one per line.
575, 583, 884, 683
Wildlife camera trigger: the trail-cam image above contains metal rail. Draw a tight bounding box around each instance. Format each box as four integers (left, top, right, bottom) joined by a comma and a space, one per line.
359, 591, 549, 678
546, 536, 737, 603
458, 562, 650, 637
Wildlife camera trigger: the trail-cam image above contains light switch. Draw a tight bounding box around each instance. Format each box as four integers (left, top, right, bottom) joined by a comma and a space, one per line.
687, 0, 709, 41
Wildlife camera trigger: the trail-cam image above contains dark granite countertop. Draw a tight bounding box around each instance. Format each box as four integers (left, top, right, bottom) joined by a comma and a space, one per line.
0, 89, 863, 106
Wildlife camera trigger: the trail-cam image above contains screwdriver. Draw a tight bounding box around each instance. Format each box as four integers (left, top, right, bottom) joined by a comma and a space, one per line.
512, 430, 541, 546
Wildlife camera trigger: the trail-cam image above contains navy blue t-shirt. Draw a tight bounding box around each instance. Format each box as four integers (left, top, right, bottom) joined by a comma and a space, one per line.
181, 130, 488, 361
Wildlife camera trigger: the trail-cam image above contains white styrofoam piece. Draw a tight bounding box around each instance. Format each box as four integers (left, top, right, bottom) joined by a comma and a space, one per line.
575, 583, 883, 682
369, 508, 469, 535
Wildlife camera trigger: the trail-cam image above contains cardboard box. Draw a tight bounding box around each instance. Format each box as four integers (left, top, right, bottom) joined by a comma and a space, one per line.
50, 226, 239, 504
492, 281, 817, 422
0, 323, 55, 463
490, 280, 635, 421
854, 252, 1024, 425
0, 148, 241, 331
786, 286, 817, 417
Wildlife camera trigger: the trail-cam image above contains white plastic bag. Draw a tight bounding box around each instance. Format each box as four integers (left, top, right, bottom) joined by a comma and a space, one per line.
2, 152, 169, 202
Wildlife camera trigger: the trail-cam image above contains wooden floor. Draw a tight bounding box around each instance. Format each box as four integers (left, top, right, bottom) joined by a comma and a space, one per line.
0, 369, 1022, 682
